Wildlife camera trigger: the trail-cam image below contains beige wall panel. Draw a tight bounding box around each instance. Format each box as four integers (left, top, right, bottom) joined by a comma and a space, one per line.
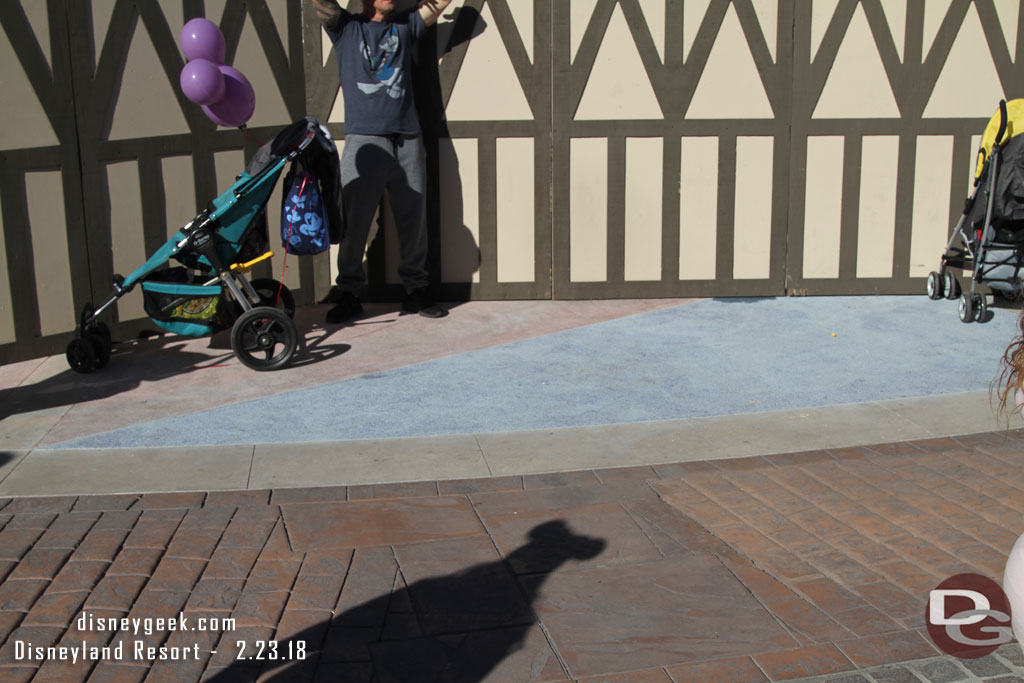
0, 192, 13, 344
0, 29, 59, 150
802, 137, 844, 279
752, 0, 778, 61
624, 137, 663, 282
575, 4, 663, 120
923, 5, 1005, 118
570, 138, 608, 282
687, 5, 773, 119
684, 0, 712, 62
734, 136, 774, 280
107, 162, 147, 322
638, 2, 665, 62
507, 0, 534, 62
446, 4, 533, 121
496, 138, 535, 283
812, 0, 842, 59
162, 156, 197, 239
814, 5, 899, 119
22, 2, 50, 69
108, 18, 189, 140
680, 137, 718, 280
909, 136, 954, 277
322, 27, 334, 68
857, 136, 899, 278
92, 0, 116, 62
28, 172, 74, 335
995, 1, 1020, 59
571, 0, 600, 62
881, 0, 907, 61
440, 139, 480, 284
236, 15, 292, 129
923, 0, 949, 58
215, 151, 246, 194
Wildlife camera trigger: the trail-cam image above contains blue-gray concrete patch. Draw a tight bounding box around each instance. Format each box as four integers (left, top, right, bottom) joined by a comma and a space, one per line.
49, 296, 1022, 448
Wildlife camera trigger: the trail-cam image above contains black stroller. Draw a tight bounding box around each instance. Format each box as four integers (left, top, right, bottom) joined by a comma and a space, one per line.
928, 99, 1024, 322
67, 117, 340, 372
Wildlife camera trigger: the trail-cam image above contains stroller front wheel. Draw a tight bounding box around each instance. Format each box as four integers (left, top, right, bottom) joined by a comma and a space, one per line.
943, 271, 960, 300
958, 293, 974, 323
66, 337, 97, 373
230, 306, 297, 371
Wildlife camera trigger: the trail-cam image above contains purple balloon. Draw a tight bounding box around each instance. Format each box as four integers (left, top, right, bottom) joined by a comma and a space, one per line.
179, 59, 225, 106
202, 65, 255, 127
180, 18, 225, 64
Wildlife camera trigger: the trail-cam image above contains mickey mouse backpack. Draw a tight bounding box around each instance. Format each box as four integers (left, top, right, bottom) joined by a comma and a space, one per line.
281, 158, 330, 256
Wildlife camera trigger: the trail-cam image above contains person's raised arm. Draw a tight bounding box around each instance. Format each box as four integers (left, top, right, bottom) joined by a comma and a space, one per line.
313, 0, 342, 30
418, 0, 455, 27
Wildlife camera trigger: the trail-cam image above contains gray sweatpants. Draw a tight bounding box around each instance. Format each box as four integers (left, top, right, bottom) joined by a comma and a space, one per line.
336, 134, 428, 294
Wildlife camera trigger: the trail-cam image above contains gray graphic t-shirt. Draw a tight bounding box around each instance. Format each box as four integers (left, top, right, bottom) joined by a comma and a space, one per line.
325, 9, 425, 136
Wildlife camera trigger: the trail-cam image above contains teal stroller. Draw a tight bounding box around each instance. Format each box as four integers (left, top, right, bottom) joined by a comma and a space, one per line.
67, 118, 336, 372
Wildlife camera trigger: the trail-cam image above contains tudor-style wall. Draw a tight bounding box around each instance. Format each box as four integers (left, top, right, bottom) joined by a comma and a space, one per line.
0, 0, 1018, 364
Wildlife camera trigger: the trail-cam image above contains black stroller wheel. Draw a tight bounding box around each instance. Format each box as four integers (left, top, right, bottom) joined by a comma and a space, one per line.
66, 337, 97, 373
231, 306, 297, 371
926, 272, 943, 300
958, 293, 974, 323
249, 278, 296, 319
943, 271, 960, 300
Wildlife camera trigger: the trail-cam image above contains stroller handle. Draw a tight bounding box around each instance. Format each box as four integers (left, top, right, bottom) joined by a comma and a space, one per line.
997, 99, 1008, 147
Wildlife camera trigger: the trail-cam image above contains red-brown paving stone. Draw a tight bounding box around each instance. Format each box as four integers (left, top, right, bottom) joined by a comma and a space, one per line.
164, 528, 225, 561
752, 643, 856, 680
270, 486, 348, 505
577, 668, 674, 682
93, 511, 142, 531
665, 656, 769, 683
132, 492, 206, 509
0, 611, 26, 644
242, 557, 302, 595
593, 466, 660, 484
334, 546, 398, 619
872, 559, 943, 597
34, 514, 99, 549
7, 513, 58, 530
88, 663, 151, 682
309, 662, 373, 682
286, 573, 346, 612
0, 528, 46, 561
652, 460, 720, 478
765, 449, 839, 466
203, 490, 271, 508
7, 548, 71, 580
147, 558, 206, 593
106, 548, 164, 577
799, 547, 881, 586
200, 666, 261, 682
217, 509, 280, 550
73, 528, 131, 563
273, 609, 331, 649
348, 480, 439, 500
0, 579, 49, 612
73, 495, 140, 512
84, 575, 147, 612
523, 470, 602, 489
712, 525, 820, 581
282, 497, 486, 550
231, 591, 291, 629
852, 581, 925, 625
254, 519, 293, 561
836, 629, 939, 668
0, 667, 37, 682
0, 625, 65, 665
21, 590, 88, 626
121, 515, 184, 551
207, 626, 275, 668
4, 496, 78, 514
185, 579, 245, 613
178, 507, 236, 532
203, 547, 261, 580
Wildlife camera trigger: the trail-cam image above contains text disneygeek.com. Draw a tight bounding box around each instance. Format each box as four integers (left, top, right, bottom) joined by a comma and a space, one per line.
11, 611, 306, 664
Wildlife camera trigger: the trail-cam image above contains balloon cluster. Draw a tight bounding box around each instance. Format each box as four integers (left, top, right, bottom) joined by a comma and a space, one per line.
178, 18, 255, 128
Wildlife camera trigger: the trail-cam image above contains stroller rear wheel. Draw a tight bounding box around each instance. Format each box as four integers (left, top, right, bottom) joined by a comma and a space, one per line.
958, 293, 974, 323
231, 306, 297, 371
943, 271, 960, 300
86, 333, 111, 369
66, 337, 97, 373
926, 272, 943, 300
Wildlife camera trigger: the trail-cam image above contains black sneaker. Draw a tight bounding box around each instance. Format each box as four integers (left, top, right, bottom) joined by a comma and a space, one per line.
325, 292, 363, 323
401, 288, 447, 318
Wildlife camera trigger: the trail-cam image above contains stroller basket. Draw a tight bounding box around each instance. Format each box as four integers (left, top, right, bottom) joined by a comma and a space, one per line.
141, 270, 223, 337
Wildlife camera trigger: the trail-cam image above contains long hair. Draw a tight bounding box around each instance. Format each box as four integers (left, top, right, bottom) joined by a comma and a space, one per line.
996, 307, 1024, 420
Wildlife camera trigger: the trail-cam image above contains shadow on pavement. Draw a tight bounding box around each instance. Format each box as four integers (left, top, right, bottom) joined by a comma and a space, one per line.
206, 521, 605, 682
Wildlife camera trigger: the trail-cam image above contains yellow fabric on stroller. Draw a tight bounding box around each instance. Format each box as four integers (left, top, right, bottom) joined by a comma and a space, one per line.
976, 99, 1024, 178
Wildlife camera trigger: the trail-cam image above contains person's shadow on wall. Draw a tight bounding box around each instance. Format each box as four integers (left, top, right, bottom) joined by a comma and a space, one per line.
206, 521, 605, 682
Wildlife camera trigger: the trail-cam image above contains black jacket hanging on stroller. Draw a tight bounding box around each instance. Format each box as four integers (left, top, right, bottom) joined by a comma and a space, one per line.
246, 117, 344, 244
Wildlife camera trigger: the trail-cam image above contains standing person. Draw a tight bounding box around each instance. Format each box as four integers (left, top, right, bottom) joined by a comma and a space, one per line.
314, 0, 454, 322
